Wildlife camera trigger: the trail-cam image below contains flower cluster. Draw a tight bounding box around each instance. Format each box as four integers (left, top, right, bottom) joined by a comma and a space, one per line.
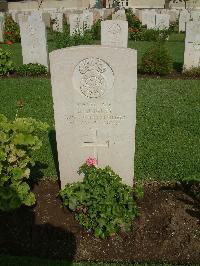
86, 157, 97, 167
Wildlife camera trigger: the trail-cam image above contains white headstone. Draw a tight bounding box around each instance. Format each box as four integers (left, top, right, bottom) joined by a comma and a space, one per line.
83, 10, 93, 30
141, 10, 148, 25
19, 12, 48, 68
50, 12, 63, 32
69, 14, 84, 36
179, 9, 190, 32
191, 10, 200, 22
184, 21, 200, 69
112, 10, 126, 21
146, 11, 156, 29
50, 46, 137, 188
155, 14, 170, 29
101, 20, 128, 48
0, 12, 5, 42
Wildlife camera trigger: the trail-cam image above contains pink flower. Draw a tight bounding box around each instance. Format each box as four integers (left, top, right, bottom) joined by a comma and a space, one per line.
86, 157, 97, 167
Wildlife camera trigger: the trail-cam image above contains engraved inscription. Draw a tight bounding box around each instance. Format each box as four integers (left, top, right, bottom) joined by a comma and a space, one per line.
66, 102, 126, 126
73, 57, 114, 99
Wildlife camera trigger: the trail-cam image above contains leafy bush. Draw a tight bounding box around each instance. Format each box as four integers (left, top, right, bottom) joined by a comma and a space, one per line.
4, 14, 20, 43
91, 19, 102, 40
54, 30, 93, 49
139, 44, 173, 75
0, 48, 15, 76
141, 28, 169, 42
59, 159, 143, 239
0, 114, 49, 211
17, 63, 48, 76
126, 8, 143, 41
183, 67, 200, 78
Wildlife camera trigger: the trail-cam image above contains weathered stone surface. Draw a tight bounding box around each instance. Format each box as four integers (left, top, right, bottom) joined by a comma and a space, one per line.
83, 9, 93, 30
146, 11, 156, 29
179, 9, 190, 32
0, 12, 5, 42
50, 46, 137, 188
112, 9, 126, 21
42, 12, 51, 28
191, 10, 200, 21
155, 13, 170, 29
19, 12, 48, 67
101, 20, 128, 48
184, 21, 200, 69
69, 13, 84, 35
50, 11, 63, 32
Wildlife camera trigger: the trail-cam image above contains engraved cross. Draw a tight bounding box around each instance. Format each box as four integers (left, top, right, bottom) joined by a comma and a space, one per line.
82, 129, 109, 165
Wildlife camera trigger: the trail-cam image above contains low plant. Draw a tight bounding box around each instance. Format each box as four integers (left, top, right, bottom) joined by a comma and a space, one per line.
59, 158, 143, 239
3, 14, 20, 43
17, 63, 48, 76
91, 19, 102, 40
0, 48, 15, 76
0, 114, 49, 211
139, 43, 173, 75
53, 29, 93, 49
183, 67, 200, 78
141, 28, 169, 42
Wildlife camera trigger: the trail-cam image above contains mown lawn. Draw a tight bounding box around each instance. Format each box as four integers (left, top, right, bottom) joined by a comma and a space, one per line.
1, 33, 185, 68
0, 77, 199, 182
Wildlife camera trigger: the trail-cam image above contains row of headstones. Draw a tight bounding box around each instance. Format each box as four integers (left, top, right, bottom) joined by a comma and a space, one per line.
140, 8, 200, 31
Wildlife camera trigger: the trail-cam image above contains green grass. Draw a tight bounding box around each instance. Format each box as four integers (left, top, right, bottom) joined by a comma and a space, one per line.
1, 32, 185, 68
1, 255, 198, 266
0, 77, 199, 182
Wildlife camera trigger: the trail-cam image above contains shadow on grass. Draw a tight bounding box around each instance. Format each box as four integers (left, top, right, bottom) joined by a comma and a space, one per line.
0, 206, 76, 263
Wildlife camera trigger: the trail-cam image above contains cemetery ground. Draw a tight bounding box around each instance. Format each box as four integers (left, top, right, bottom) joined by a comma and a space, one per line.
0, 34, 200, 264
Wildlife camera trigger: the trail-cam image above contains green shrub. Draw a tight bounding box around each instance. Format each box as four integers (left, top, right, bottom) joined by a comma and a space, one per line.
59, 159, 143, 239
183, 67, 200, 78
4, 14, 20, 43
0, 48, 15, 76
0, 114, 49, 211
54, 30, 93, 49
17, 63, 48, 76
141, 28, 169, 41
140, 44, 173, 75
91, 19, 102, 40
126, 8, 143, 41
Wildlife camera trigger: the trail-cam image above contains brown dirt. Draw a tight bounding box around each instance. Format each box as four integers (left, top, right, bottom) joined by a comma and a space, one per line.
0, 180, 199, 263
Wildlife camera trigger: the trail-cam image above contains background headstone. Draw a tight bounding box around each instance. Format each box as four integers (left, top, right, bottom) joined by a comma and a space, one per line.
83, 9, 93, 30
50, 45, 137, 188
19, 12, 48, 67
155, 14, 170, 29
184, 21, 200, 69
191, 10, 200, 21
0, 12, 4, 42
50, 11, 63, 32
101, 20, 128, 48
146, 11, 156, 29
42, 12, 51, 28
179, 9, 190, 32
69, 13, 84, 36
112, 9, 126, 21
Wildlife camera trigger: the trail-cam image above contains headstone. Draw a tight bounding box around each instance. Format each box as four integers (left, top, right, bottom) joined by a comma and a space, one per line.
184, 21, 200, 69
112, 9, 126, 21
141, 9, 148, 25
50, 46, 137, 188
42, 12, 51, 28
101, 20, 128, 48
179, 9, 190, 32
83, 10, 93, 30
155, 14, 170, 29
191, 10, 200, 22
19, 12, 48, 68
146, 11, 156, 29
10, 11, 18, 23
0, 12, 4, 42
50, 11, 63, 32
69, 13, 84, 36
168, 9, 179, 23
